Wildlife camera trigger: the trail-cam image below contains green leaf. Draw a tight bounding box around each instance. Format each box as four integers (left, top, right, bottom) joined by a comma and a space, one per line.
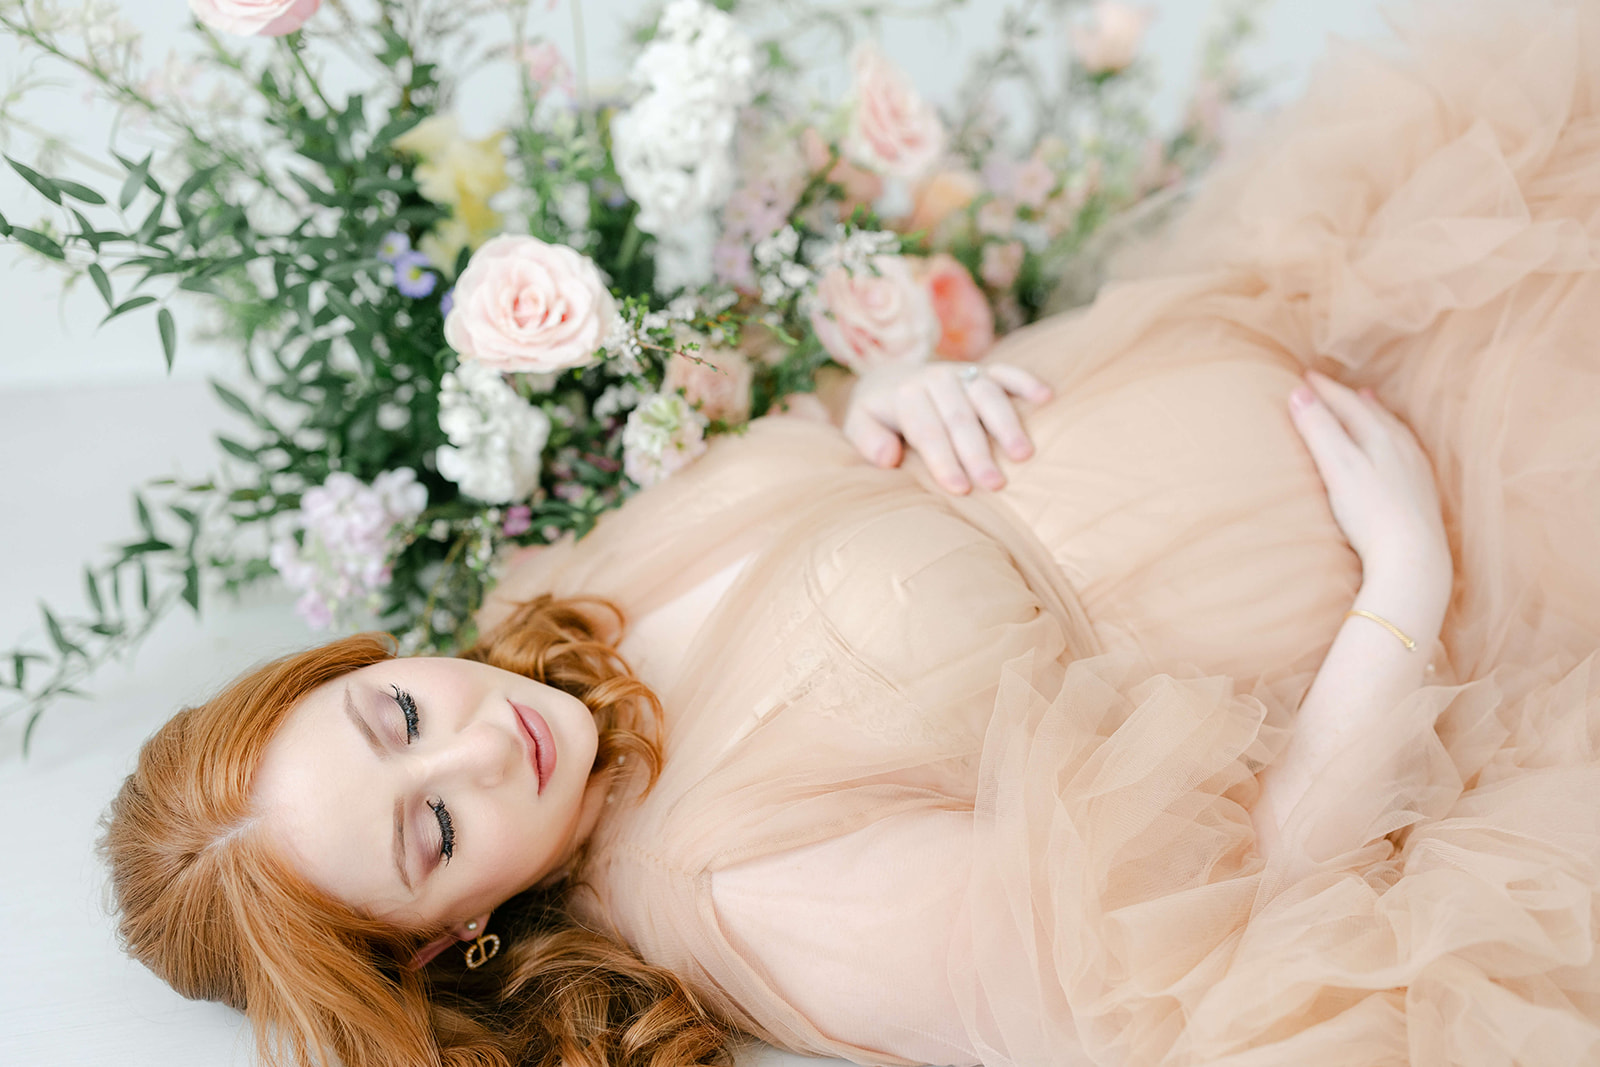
41, 605, 85, 659
135, 197, 166, 244
120, 539, 174, 556
288, 171, 337, 207
218, 436, 257, 463
0, 206, 10, 236
13, 227, 66, 260
211, 381, 255, 419
101, 295, 157, 326
119, 153, 152, 211
176, 164, 222, 204
84, 568, 103, 616
88, 263, 114, 308
181, 564, 200, 613
139, 562, 150, 611
170, 505, 200, 529
158, 308, 177, 371
55, 178, 106, 206
7, 156, 61, 204
134, 492, 154, 538
350, 175, 417, 197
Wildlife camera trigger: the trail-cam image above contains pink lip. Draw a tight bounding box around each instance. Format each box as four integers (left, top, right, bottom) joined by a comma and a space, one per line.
509, 700, 556, 794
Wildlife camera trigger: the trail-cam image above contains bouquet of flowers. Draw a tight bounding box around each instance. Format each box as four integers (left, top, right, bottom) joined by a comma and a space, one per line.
0, 0, 1264, 747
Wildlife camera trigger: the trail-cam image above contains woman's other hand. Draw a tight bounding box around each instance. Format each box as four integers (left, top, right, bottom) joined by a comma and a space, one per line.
1288, 369, 1453, 596
844, 361, 1053, 494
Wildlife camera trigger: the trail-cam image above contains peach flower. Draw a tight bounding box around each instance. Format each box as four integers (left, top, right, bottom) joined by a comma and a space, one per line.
801, 127, 884, 216
1071, 2, 1152, 75
663, 344, 754, 425
1012, 158, 1057, 210
444, 235, 616, 374
905, 169, 983, 237
188, 0, 319, 36
919, 254, 994, 361
843, 43, 946, 181
809, 255, 939, 373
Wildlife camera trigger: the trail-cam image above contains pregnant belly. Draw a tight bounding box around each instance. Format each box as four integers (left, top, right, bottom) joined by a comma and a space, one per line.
994, 347, 1360, 684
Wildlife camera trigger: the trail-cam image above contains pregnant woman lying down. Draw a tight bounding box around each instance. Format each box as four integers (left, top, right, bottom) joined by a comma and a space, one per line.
100, 2, 1600, 1064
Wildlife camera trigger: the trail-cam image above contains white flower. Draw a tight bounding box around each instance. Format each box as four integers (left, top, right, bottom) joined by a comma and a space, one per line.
435, 362, 552, 504
622, 391, 709, 488
269, 468, 428, 630
612, 0, 756, 235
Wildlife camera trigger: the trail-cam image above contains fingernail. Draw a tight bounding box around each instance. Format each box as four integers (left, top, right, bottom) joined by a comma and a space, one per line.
982, 472, 1005, 491
1290, 385, 1314, 409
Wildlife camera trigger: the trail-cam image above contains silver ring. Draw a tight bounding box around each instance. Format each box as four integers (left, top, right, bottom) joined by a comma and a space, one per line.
957, 365, 983, 384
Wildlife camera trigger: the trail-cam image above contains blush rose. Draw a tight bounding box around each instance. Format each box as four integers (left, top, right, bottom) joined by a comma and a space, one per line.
808, 255, 939, 373
189, 0, 320, 37
663, 344, 755, 425
444, 235, 616, 374
843, 44, 946, 182
919, 254, 994, 361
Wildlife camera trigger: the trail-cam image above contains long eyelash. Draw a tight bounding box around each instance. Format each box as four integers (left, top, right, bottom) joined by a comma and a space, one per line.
391, 684, 419, 742
429, 799, 454, 864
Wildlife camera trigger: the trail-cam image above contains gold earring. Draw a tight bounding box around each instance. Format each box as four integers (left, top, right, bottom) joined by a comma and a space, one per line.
464, 933, 500, 970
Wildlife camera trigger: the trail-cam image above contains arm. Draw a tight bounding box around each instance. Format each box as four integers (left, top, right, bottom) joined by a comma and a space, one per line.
1253, 370, 1454, 866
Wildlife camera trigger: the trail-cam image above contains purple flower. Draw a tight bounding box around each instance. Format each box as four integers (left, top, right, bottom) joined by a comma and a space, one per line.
377, 230, 411, 264
501, 505, 533, 537
440, 286, 455, 318
394, 250, 438, 299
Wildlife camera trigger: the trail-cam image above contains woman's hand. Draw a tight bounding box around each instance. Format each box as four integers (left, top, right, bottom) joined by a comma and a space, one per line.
843, 361, 1054, 494
1288, 369, 1453, 595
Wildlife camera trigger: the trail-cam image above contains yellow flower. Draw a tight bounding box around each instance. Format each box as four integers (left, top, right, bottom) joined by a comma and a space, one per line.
394, 115, 510, 276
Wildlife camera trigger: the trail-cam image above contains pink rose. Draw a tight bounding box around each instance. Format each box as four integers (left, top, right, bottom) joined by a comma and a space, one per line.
904, 169, 982, 238
802, 127, 884, 216
444, 235, 616, 374
188, 0, 319, 36
809, 255, 939, 373
843, 44, 946, 182
919, 254, 994, 362
663, 344, 754, 425
1071, 2, 1152, 75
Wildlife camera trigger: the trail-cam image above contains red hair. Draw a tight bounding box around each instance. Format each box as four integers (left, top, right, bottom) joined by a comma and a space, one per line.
101, 595, 735, 1067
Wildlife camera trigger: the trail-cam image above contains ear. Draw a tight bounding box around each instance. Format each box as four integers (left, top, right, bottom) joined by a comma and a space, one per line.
405, 934, 458, 971
405, 913, 494, 971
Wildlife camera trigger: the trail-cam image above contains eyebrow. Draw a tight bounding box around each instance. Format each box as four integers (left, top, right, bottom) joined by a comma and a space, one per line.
341, 683, 413, 892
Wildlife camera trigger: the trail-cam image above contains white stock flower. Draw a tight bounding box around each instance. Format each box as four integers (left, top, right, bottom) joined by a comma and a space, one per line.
611, 0, 756, 235
435, 362, 552, 504
622, 391, 709, 488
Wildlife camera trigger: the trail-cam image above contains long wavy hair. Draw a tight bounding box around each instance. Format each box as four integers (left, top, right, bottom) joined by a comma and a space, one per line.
99, 594, 737, 1067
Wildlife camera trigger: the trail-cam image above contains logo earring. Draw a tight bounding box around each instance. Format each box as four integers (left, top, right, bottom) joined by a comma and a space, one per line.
464, 931, 500, 969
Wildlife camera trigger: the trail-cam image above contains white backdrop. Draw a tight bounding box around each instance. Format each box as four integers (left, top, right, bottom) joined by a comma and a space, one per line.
0, 1, 1385, 1065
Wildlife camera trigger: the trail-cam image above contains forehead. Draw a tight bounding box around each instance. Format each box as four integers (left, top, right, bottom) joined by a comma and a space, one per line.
251, 673, 403, 912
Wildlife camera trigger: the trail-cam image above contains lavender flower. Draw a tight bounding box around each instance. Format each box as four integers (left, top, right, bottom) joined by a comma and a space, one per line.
269, 469, 429, 630
394, 250, 439, 298
377, 230, 412, 263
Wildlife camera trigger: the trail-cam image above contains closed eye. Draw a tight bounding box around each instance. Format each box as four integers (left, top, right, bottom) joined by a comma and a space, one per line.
391, 684, 419, 742
429, 798, 454, 864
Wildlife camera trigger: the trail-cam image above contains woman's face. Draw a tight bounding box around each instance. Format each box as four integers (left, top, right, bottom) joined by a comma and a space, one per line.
252, 656, 605, 934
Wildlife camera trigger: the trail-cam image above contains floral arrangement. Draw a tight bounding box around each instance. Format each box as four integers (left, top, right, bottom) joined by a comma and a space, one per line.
0, 0, 1264, 747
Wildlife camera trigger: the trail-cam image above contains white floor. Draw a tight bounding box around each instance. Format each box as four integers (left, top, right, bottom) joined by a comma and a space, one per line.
0, 1, 1387, 1063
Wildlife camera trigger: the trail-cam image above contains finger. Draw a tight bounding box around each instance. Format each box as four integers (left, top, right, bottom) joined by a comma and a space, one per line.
983, 363, 1054, 405
842, 405, 904, 468
926, 373, 1006, 491
1289, 381, 1366, 486
898, 386, 971, 493
962, 375, 1035, 461
1304, 370, 1387, 455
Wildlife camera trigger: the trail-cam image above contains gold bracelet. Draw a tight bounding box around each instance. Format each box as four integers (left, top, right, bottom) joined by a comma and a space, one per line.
1344, 609, 1417, 651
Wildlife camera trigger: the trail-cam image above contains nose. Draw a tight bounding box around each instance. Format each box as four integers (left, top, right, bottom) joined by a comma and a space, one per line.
410, 718, 519, 790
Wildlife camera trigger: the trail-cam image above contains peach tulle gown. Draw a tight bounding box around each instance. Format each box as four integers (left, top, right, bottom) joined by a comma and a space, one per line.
504, 2, 1600, 1062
